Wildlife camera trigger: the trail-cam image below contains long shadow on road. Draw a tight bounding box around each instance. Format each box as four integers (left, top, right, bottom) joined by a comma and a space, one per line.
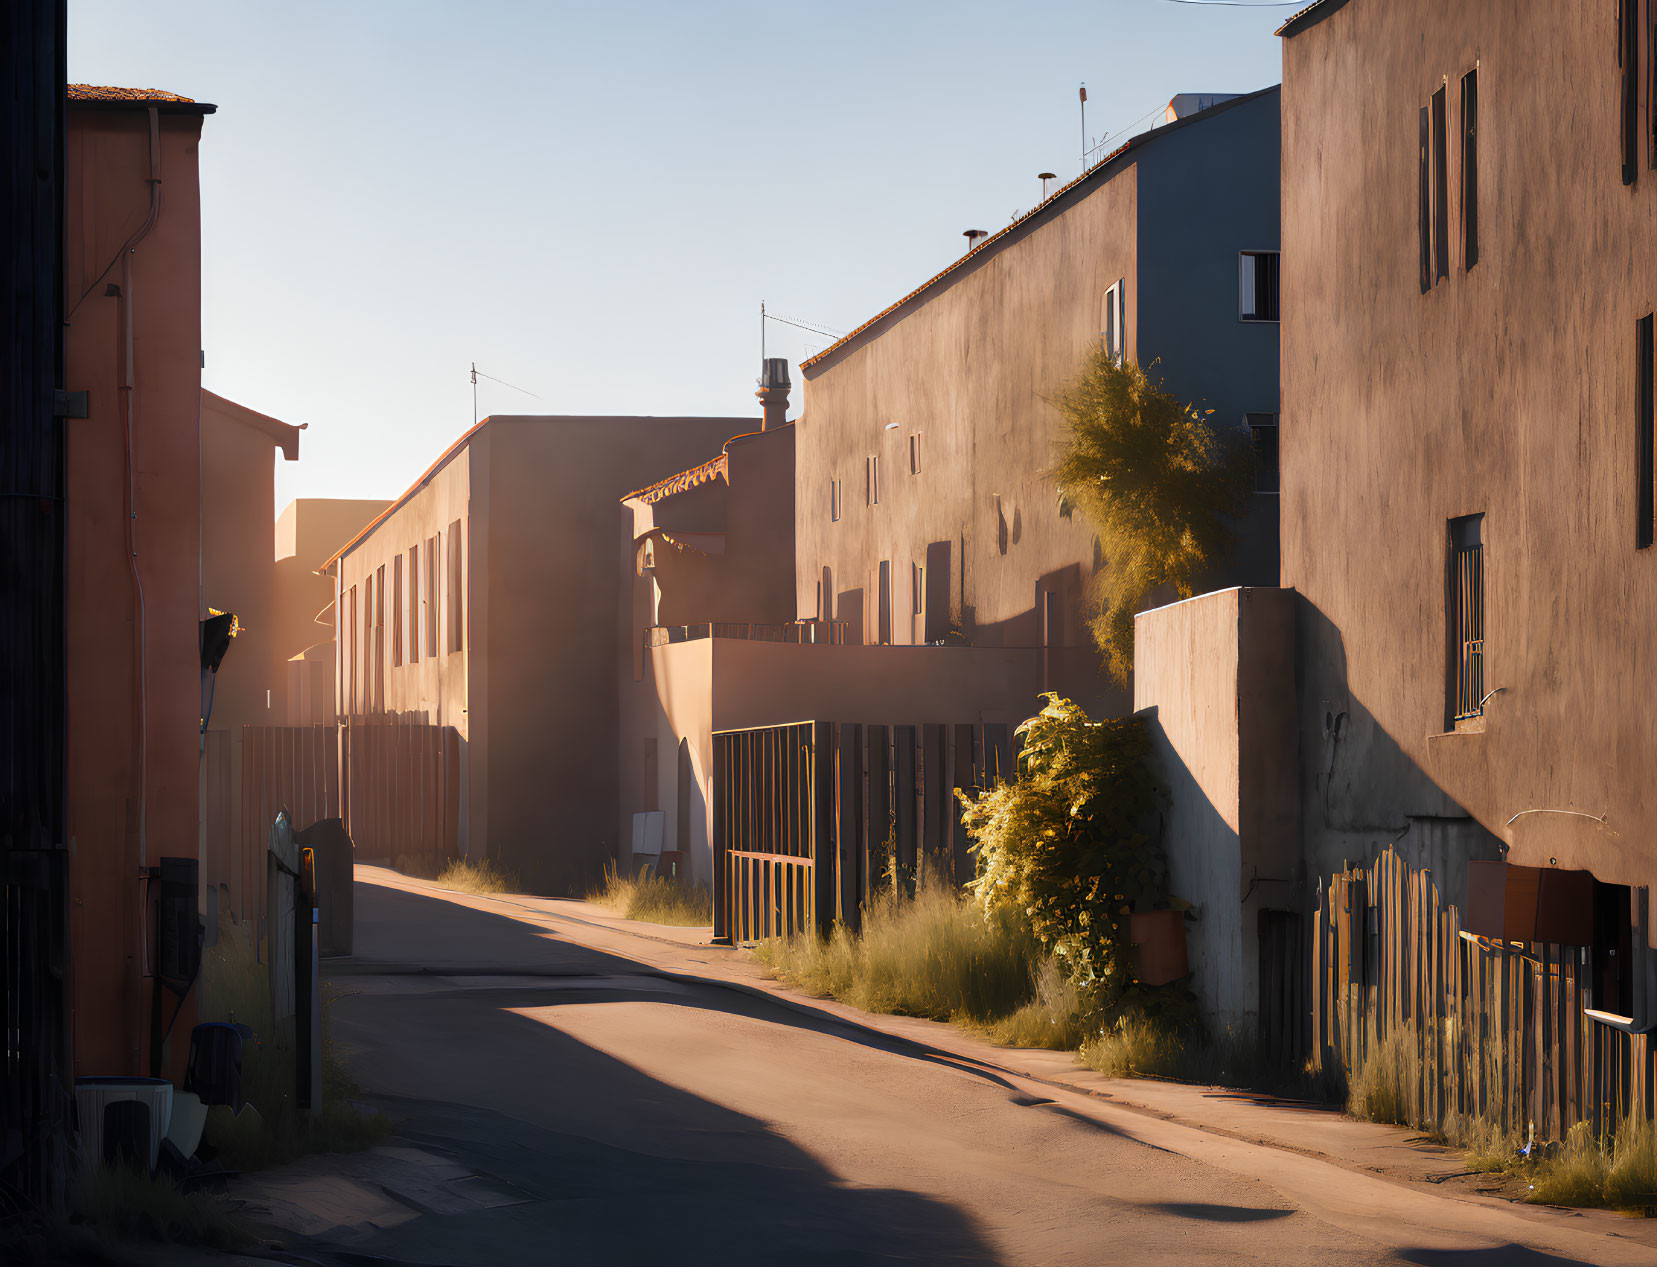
309, 879, 1003, 1266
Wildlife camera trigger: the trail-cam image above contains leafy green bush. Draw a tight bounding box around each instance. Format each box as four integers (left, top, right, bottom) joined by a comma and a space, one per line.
958, 695, 1166, 1012
1050, 348, 1253, 682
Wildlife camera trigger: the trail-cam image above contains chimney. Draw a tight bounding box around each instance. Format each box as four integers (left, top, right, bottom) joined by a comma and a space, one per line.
756, 357, 790, 430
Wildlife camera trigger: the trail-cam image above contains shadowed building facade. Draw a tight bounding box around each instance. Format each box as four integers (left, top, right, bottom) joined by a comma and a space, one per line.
795, 88, 1284, 720
327, 414, 744, 895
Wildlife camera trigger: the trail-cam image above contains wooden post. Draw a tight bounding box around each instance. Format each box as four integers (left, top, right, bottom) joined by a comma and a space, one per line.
266, 810, 297, 1057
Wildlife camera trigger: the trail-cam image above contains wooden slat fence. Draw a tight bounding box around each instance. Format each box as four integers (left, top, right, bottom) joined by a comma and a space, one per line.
341, 717, 460, 864
231, 724, 340, 924
711, 719, 1013, 944
1313, 846, 1655, 1139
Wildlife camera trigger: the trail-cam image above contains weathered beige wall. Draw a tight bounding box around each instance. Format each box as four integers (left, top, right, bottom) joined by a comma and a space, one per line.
1134, 586, 1299, 1029
1281, 2, 1654, 889
630, 639, 1043, 882
796, 165, 1139, 706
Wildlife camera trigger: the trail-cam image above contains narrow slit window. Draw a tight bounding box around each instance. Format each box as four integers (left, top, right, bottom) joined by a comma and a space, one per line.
392, 554, 405, 667
1239, 252, 1280, 322
1639, 314, 1654, 549
1448, 515, 1485, 724
347, 584, 358, 714
1432, 85, 1449, 281
909, 432, 921, 475
830, 477, 841, 522
912, 563, 924, 616
1419, 104, 1433, 291
1247, 412, 1280, 493
373, 564, 386, 709
1623, 0, 1640, 185
866, 456, 880, 506
446, 520, 463, 653
425, 535, 439, 654
877, 560, 892, 645
407, 543, 420, 664
1461, 68, 1479, 270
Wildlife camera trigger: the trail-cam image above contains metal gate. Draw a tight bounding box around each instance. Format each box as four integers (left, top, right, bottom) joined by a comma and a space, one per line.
712, 719, 1014, 944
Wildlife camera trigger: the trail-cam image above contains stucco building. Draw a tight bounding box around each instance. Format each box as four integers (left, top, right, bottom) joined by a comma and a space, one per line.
1278, 0, 1657, 967
796, 88, 1283, 719
275, 496, 389, 724
61, 84, 214, 1079
327, 413, 744, 894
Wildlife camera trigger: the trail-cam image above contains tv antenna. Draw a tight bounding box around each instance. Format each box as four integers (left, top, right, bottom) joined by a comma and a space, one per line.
471, 361, 542, 425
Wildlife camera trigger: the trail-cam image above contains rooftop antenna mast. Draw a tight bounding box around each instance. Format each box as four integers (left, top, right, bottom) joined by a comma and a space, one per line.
1079, 83, 1088, 170
470, 361, 543, 426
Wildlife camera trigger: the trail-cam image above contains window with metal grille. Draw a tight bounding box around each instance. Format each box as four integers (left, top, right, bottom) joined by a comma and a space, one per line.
1247, 412, 1279, 492
1239, 252, 1280, 322
1449, 515, 1485, 723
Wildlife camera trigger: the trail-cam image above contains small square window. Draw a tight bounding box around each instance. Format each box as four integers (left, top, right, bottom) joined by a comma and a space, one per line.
1240, 252, 1280, 321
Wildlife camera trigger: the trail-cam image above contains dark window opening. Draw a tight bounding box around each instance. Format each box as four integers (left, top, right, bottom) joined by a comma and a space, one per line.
1592, 881, 1635, 1020
1247, 412, 1279, 493
1418, 104, 1433, 292
1431, 86, 1449, 281
1639, 314, 1654, 549
1240, 251, 1280, 322
1461, 68, 1479, 270
1448, 514, 1484, 723
1623, 0, 1640, 185
877, 559, 892, 645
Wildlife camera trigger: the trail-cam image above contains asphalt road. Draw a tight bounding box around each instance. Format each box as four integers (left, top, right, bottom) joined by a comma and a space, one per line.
314, 875, 1650, 1267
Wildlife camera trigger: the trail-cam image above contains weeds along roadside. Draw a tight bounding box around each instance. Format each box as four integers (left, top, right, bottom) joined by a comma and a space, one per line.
588, 860, 712, 927
1345, 1023, 1657, 1213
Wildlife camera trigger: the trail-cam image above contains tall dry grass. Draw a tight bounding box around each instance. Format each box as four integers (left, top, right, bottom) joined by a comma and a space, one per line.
588, 862, 711, 926
755, 882, 1044, 1026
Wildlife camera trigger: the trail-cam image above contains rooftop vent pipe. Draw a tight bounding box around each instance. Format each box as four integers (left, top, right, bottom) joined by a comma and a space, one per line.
963, 229, 988, 251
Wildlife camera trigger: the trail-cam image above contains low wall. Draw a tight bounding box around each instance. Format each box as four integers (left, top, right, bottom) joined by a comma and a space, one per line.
1133, 587, 1298, 1033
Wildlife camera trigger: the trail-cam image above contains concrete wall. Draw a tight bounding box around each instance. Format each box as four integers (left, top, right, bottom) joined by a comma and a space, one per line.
631, 639, 1043, 881
1280, 3, 1635, 894
483, 416, 743, 892
796, 89, 1281, 722
63, 101, 207, 1078
1133, 587, 1298, 1030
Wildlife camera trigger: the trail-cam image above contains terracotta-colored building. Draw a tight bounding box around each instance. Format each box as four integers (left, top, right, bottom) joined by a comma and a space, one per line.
327, 413, 745, 894
61, 84, 214, 1079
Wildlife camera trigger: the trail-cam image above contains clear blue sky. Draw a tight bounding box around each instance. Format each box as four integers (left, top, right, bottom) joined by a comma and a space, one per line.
69, 0, 1288, 510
